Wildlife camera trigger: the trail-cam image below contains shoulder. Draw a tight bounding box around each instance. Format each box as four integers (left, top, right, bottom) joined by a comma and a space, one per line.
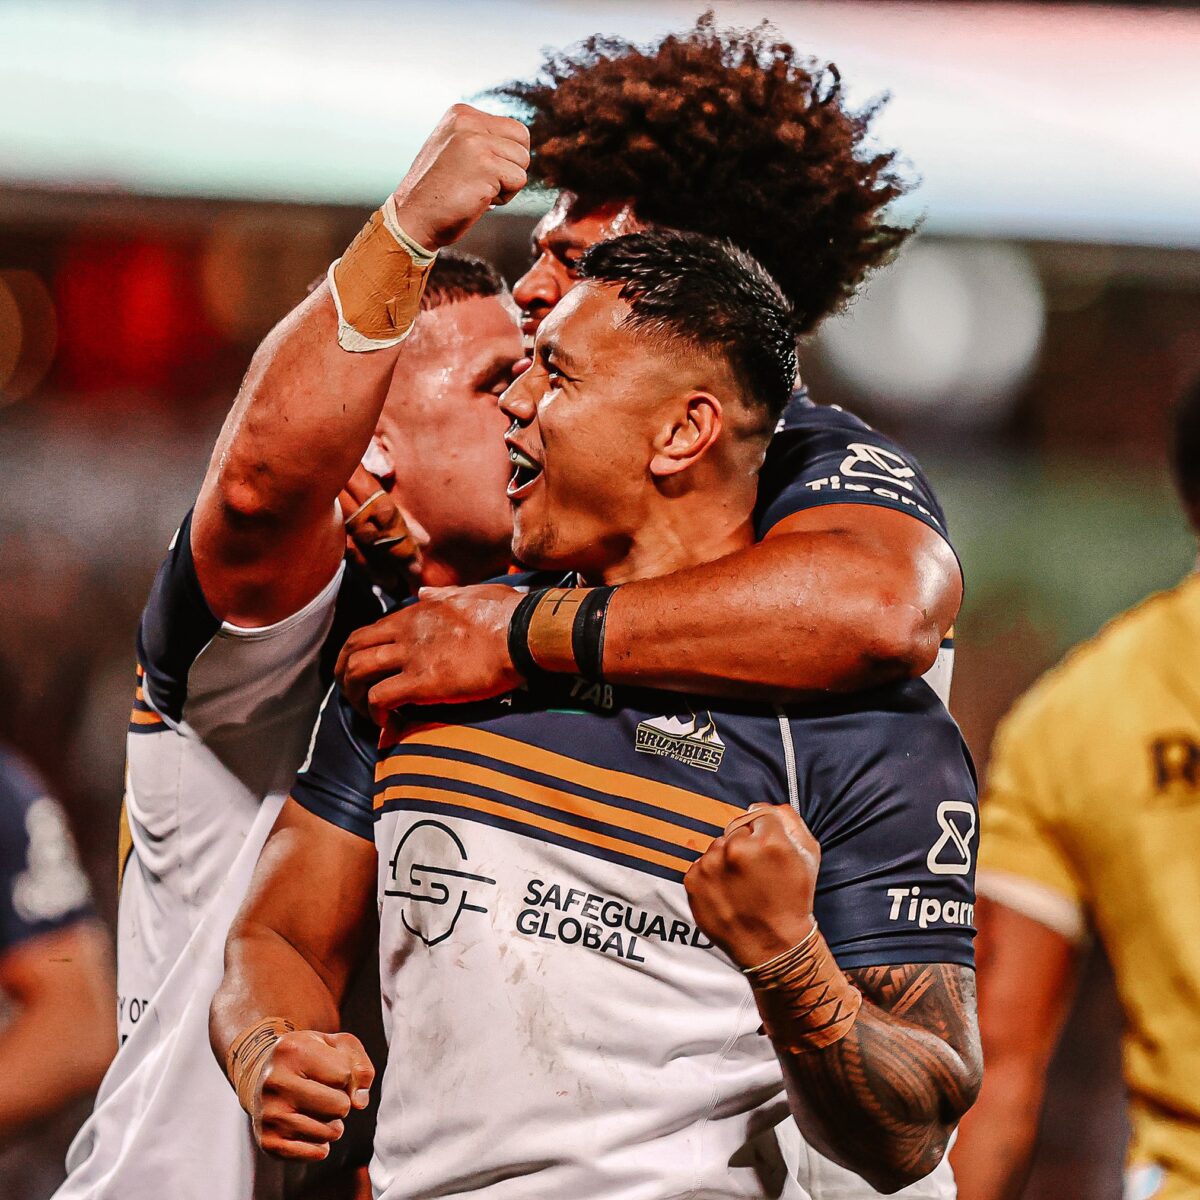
756, 391, 950, 539
1001, 578, 1197, 752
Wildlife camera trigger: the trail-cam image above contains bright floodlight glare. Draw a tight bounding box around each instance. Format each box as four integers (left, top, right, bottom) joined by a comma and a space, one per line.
818, 241, 1045, 427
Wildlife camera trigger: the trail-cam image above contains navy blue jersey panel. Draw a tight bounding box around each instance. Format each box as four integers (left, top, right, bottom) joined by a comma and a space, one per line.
136, 509, 221, 722
786, 682, 978, 968
755, 393, 952, 547
0, 748, 94, 956
291, 688, 379, 842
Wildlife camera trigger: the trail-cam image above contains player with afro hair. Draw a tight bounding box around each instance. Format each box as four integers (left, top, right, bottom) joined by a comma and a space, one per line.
496, 11, 914, 336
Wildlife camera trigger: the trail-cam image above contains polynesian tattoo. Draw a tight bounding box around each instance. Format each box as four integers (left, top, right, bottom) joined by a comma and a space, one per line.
773, 962, 982, 1189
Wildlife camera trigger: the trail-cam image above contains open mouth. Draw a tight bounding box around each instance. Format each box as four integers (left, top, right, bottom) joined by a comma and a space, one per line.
507, 444, 544, 499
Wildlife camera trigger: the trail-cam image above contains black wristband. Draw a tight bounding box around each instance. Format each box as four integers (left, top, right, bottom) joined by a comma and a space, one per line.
507, 588, 548, 682
571, 585, 617, 682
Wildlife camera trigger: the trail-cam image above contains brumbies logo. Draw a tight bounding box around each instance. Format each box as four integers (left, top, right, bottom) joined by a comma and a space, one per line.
384, 820, 496, 946
635, 711, 725, 772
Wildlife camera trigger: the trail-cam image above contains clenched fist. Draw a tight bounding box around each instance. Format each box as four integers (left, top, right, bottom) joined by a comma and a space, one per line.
249, 1030, 374, 1162
684, 804, 821, 970
393, 104, 530, 252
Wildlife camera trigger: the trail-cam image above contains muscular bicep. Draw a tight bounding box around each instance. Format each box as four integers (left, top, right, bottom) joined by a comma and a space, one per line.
767, 504, 962, 655
233, 798, 377, 1004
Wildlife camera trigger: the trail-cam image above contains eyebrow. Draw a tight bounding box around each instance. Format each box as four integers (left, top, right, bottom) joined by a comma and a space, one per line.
471, 351, 518, 386
532, 233, 587, 258
540, 339, 580, 373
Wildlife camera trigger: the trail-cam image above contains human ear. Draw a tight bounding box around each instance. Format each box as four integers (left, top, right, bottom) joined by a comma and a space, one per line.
648, 393, 723, 478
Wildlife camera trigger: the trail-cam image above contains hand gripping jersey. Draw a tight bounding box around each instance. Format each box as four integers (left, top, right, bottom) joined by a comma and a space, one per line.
60, 511, 381, 1200
293, 575, 977, 1200
978, 573, 1200, 1198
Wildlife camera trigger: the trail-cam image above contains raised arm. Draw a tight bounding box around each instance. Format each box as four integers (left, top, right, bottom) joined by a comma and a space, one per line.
684, 805, 980, 1193
210, 798, 377, 1162
191, 105, 529, 627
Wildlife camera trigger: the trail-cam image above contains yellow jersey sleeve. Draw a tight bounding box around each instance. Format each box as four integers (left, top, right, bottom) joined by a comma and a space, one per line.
977, 694, 1089, 942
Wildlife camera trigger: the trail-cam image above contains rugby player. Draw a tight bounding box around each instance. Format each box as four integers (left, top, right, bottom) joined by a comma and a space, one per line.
951, 376, 1200, 1199
212, 233, 982, 1199
0, 745, 112, 1146
58, 108, 530, 1200
335, 16, 962, 720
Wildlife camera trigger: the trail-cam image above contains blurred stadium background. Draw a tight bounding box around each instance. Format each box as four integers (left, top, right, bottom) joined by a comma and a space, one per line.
2, 0, 1199, 1195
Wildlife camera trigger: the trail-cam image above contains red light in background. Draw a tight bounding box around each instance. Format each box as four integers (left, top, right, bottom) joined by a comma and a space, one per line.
53, 236, 218, 396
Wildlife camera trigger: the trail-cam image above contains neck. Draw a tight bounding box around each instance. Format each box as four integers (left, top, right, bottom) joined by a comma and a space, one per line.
582, 493, 756, 586
418, 536, 512, 588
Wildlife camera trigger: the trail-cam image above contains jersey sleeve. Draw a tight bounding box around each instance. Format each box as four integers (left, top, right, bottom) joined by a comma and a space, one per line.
0, 751, 93, 958
797, 692, 978, 970
975, 696, 1088, 943
754, 398, 952, 547
136, 508, 353, 730
291, 686, 378, 842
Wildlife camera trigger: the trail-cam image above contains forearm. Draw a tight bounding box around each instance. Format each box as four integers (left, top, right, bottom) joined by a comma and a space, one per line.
601, 525, 953, 700
950, 1064, 1045, 1200
776, 977, 979, 1190
211, 922, 345, 1069
202, 283, 399, 532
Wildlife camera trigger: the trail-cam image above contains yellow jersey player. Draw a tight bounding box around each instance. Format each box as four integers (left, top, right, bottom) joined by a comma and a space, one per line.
951, 376, 1200, 1200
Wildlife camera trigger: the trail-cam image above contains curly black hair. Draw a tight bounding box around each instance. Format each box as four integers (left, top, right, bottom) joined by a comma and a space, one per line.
493, 12, 914, 334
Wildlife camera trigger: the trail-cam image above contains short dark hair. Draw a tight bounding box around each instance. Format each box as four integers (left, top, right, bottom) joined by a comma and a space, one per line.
578, 230, 797, 426
494, 11, 913, 333
422, 250, 507, 310
1172, 375, 1200, 523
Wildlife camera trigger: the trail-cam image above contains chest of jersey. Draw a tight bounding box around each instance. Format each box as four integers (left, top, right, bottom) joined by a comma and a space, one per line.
367, 692, 797, 1198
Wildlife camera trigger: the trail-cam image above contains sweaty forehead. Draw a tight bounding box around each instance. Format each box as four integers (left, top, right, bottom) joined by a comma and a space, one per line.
533, 196, 645, 250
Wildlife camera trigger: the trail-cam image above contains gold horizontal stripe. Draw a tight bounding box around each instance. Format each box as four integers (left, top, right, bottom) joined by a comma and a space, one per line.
377, 783, 693, 874
129, 709, 163, 726
377, 752, 714, 857
385, 725, 739, 830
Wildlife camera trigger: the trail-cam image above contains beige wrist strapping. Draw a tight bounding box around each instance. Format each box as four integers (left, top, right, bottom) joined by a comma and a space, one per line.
225, 1016, 295, 1113
327, 194, 437, 352
743, 923, 863, 1051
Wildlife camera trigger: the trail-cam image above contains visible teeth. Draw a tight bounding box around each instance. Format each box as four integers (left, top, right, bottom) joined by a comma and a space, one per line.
509, 446, 539, 471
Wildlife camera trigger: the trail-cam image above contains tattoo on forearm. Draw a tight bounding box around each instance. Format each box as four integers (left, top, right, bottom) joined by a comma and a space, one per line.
774, 963, 982, 1185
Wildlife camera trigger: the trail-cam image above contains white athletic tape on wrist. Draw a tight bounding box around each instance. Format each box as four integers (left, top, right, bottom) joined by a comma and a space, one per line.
328, 194, 438, 353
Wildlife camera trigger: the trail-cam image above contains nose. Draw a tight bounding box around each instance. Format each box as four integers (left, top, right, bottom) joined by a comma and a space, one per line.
513, 253, 564, 318
499, 368, 537, 426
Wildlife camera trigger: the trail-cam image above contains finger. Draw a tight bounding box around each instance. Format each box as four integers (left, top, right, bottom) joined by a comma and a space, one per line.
491, 160, 527, 207
265, 1110, 346, 1145
488, 135, 531, 170
341, 465, 387, 507
327, 1033, 375, 1107
342, 644, 409, 696
488, 113, 531, 146
261, 1134, 331, 1163
267, 1073, 353, 1120
723, 809, 765, 838
367, 676, 416, 722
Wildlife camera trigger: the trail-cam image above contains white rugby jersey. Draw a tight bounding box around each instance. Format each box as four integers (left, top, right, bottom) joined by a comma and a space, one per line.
60, 511, 380, 1200
294, 576, 976, 1200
